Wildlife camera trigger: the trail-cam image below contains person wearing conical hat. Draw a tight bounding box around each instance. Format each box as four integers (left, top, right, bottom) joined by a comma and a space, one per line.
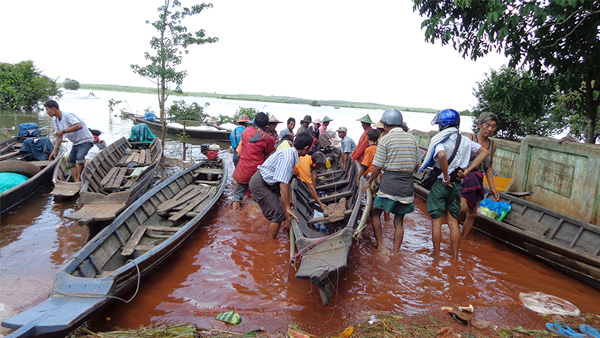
268, 115, 283, 144
230, 114, 251, 167
351, 114, 374, 164
319, 116, 332, 134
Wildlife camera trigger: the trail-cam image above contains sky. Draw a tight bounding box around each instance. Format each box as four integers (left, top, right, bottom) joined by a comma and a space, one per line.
1, 0, 508, 111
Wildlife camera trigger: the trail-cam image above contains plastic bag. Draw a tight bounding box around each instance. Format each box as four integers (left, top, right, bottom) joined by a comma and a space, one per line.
519, 291, 580, 316
479, 198, 512, 221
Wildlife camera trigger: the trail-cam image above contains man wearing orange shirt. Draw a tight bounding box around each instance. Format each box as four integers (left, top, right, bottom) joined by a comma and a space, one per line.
351, 114, 374, 165
356, 128, 381, 183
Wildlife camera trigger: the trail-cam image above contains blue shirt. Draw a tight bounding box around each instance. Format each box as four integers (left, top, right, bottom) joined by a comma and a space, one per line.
257, 147, 299, 185
341, 136, 356, 154
229, 126, 245, 148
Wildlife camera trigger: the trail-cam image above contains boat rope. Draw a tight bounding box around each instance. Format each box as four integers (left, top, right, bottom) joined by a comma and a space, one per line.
290, 232, 339, 265
48, 259, 142, 303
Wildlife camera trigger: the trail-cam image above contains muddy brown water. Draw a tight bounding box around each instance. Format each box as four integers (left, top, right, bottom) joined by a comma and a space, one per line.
1, 154, 599, 336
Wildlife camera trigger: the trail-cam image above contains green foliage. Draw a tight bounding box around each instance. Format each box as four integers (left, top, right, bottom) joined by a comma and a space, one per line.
309, 100, 320, 107
131, 0, 218, 147
63, 78, 80, 90
471, 66, 562, 140
551, 87, 600, 143
218, 107, 259, 125
413, 0, 600, 143
167, 100, 209, 122
0, 60, 61, 111
108, 98, 123, 114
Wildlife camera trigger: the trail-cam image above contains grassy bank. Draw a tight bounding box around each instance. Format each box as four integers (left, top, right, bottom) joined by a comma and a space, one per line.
75, 84, 439, 114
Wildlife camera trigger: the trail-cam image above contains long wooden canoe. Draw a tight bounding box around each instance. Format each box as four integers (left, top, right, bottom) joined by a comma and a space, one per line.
130, 115, 231, 141
413, 171, 600, 290
1, 159, 227, 338
0, 136, 62, 217
66, 137, 162, 225
290, 147, 364, 305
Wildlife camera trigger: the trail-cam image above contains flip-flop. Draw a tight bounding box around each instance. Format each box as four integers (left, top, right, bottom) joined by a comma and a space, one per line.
580, 324, 600, 338
546, 322, 587, 338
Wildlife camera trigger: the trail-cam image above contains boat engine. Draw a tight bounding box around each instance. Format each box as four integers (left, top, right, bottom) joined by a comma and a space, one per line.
202, 144, 220, 161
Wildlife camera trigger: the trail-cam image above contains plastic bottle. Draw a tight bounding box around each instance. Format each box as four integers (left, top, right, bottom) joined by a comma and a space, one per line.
325, 158, 331, 169
316, 222, 327, 231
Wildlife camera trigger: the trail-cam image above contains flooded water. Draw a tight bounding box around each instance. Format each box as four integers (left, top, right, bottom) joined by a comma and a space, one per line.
1, 90, 599, 336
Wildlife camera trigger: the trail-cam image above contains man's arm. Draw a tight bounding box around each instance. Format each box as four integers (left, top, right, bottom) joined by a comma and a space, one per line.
437, 150, 451, 187
280, 182, 298, 222
49, 133, 63, 160
459, 147, 490, 178
341, 152, 348, 171
362, 165, 382, 194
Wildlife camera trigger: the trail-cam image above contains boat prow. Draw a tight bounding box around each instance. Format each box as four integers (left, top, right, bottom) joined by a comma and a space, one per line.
2, 272, 115, 338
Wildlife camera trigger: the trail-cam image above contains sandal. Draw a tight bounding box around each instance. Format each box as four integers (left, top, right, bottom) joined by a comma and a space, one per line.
546, 322, 587, 338
580, 324, 600, 338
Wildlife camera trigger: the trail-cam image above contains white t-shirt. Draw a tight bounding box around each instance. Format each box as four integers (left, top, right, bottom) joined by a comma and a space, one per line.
54, 112, 94, 145
433, 133, 481, 178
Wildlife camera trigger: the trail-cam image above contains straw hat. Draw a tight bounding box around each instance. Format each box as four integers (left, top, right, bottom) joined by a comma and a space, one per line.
268, 115, 282, 123
322, 116, 333, 123
314, 119, 322, 124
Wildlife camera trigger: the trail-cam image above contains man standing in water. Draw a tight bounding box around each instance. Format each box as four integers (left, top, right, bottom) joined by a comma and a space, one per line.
249, 132, 313, 238
45, 100, 94, 182
419, 109, 489, 260
362, 109, 419, 254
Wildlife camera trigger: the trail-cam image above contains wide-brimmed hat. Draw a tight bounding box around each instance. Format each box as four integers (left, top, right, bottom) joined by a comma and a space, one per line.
357, 114, 374, 124
314, 119, 322, 124
375, 121, 385, 129
237, 114, 250, 123
268, 115, 282, 123
322, 116, 333, 123
301, 115, 312, 123
337, 126, 347, 133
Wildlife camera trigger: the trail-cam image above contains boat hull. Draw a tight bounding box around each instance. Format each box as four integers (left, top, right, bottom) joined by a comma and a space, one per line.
130, 116, 230, 141
2, 160, 227, 338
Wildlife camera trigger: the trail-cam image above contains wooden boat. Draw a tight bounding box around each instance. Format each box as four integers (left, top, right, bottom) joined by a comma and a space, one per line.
0, 136, 62, 217
65, 137, 162, 225
290, 147, 364, 305
1, 159, 227, 338
129, 115, 231, 141
51, 141, 107, 198
413, 171, 600, 290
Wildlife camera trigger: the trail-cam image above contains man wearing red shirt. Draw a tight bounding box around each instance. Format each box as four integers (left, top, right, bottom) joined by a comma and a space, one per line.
351, 114, 374, 164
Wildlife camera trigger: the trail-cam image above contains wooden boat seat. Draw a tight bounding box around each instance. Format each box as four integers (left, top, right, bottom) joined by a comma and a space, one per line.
194, 168, 223, 175
310, 190, 353, 204
316, 179, 350, 190
117, 149, 152, 166
504, 213, 550, 237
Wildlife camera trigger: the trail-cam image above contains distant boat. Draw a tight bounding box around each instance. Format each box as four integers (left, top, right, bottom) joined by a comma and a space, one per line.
129, 114, 231, 141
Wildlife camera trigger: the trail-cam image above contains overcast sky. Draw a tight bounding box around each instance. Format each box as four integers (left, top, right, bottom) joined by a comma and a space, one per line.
1, 0, 508, 111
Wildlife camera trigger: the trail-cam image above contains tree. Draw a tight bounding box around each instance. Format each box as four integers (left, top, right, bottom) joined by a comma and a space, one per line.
131, 0, 218, 149
413, 0, 600, 143
167, 100, 209, 122
0, 60, 61, 111
63, 78, 80, 90
471, 66, 562, 140
218, 107, 259, 125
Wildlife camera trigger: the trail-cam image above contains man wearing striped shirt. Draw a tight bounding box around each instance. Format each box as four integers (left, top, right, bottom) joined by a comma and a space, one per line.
362, 109, 419, 254
249, 131, 314, 238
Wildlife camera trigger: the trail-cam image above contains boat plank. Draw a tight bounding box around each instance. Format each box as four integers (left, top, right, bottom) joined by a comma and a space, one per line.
121, 226, 147, 256
168, 193, 210, 221
66, 203, 127, 225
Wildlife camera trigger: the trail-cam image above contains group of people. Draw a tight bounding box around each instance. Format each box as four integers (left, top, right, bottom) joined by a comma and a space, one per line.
229, 108, 501, 260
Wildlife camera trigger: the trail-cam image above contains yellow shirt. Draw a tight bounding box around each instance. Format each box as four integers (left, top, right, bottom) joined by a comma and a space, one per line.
293, 155, 313, 184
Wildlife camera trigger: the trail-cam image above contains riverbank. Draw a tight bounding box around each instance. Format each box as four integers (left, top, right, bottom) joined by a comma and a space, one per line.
74, 84, 440, 113
73, 311, 600, 337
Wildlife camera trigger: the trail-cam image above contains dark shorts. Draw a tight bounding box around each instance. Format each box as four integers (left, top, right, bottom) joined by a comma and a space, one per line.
249, 170, 286, 224
68, 142, 93, 165
373, 196, 414, 215
426, 179, 462, 220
